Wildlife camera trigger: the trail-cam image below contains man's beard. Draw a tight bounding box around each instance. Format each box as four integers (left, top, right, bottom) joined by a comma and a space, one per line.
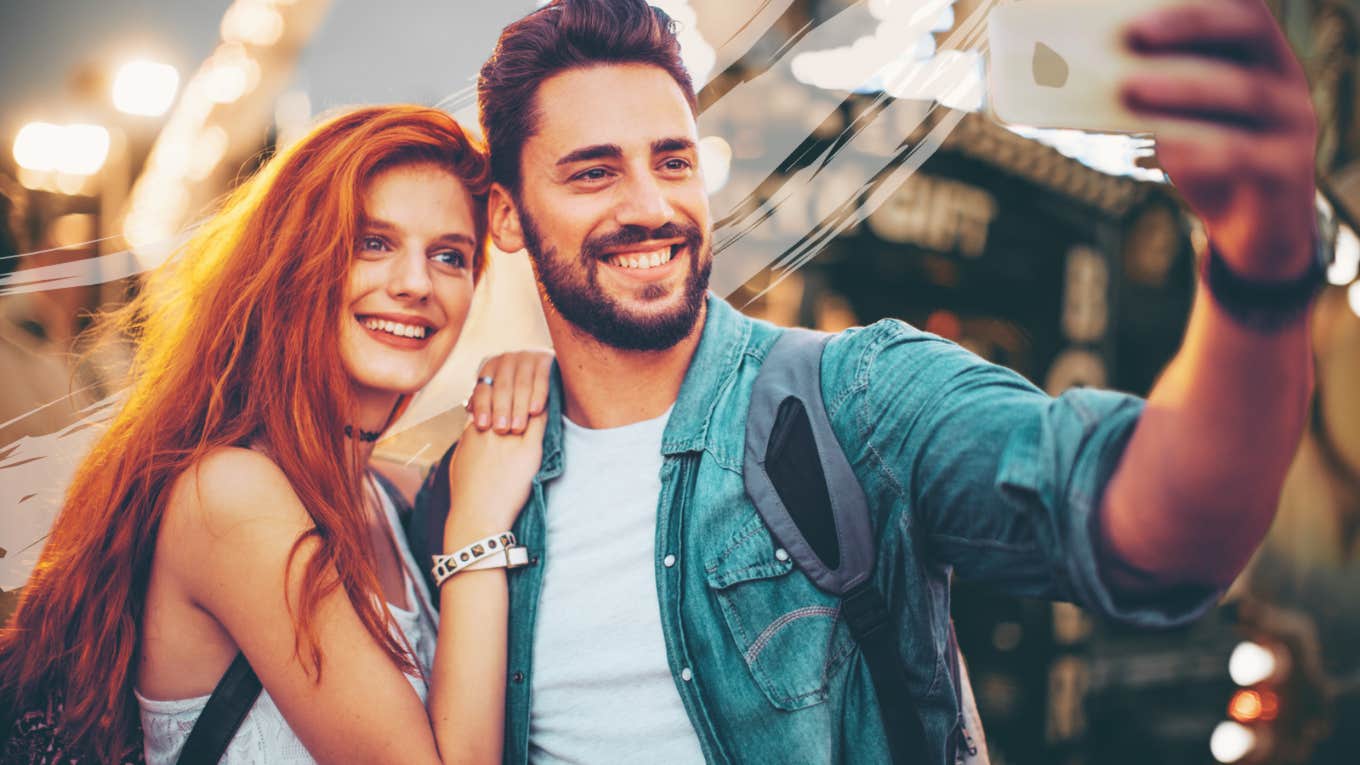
519, 207, 712, 352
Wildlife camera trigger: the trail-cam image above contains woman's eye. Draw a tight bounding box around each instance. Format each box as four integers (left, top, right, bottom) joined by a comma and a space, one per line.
432, 250, 467, 269
360, 235, 389, 252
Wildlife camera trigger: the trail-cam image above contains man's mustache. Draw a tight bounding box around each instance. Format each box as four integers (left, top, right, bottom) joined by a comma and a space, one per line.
581, 222, 705, 261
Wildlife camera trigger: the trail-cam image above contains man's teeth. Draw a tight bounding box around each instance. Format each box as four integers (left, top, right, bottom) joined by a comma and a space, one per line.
610, 247, 674, 269
362, 318, 430, 339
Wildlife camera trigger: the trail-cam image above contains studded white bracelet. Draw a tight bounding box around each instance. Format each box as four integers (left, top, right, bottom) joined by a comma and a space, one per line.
460, 546, 531, 574
433, 532, 517, 587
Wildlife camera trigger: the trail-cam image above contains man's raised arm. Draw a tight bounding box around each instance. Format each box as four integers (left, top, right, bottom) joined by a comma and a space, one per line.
1099, 0, 1323, 591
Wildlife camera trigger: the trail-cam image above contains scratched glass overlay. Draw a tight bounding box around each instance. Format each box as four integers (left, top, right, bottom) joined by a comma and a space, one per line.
0, 0, 1165, 590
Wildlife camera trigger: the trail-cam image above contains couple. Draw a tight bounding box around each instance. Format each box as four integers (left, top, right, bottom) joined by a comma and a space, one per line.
0, 0, 1327, 762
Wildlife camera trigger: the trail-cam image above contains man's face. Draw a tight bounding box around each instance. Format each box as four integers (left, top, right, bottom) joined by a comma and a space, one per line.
503, 64, 713, 351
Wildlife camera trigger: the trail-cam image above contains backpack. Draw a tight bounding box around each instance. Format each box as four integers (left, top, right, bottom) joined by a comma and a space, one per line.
744, 327, 987, 765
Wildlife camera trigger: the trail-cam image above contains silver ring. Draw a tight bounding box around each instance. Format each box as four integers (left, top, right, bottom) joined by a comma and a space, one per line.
476, 375, 495, 387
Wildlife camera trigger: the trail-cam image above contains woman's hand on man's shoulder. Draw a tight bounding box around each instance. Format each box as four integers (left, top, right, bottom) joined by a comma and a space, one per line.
466, 348, 554, 434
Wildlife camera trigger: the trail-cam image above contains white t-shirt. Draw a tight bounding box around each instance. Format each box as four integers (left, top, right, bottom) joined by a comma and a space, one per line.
528, 408, 706, 764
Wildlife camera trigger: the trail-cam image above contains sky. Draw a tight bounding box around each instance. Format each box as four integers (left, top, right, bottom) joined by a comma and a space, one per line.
0, 0, 535, 138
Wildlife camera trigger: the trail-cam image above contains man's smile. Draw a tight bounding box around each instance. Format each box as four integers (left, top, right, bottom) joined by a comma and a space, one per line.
600, 239, 687, 279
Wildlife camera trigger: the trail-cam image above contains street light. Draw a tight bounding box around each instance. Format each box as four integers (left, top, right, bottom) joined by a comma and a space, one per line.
58, 124, 112, 175
222, 1, 285, 46
1229, 641, 1280, 687
13, 122, 62, 171
204, 44, 261, 104
112, 60, 181, 117
12, 122, 110, 175
1210, 720, 1257, 764
699, 136, 732, 195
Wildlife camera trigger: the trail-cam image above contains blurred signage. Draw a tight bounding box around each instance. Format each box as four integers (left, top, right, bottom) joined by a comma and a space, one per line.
867, 171, 997, 258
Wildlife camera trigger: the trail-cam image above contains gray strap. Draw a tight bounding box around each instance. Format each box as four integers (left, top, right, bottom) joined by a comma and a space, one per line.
743, 328, 874, 596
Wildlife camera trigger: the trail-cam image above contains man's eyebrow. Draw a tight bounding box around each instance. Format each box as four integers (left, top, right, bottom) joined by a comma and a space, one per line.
652, 137, 696, 154
557, 143, 623, 166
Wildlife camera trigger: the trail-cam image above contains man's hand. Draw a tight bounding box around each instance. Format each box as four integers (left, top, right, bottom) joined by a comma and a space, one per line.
1122, 0, 1318, 281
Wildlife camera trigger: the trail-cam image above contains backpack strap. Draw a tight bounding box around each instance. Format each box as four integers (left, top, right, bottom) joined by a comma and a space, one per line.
175, 652, 261, 764
744, 328, 928, 765
744, 329, 874, 594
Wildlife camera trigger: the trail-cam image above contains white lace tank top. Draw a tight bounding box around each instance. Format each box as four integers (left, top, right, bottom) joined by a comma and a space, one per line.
136, 480, 438, 764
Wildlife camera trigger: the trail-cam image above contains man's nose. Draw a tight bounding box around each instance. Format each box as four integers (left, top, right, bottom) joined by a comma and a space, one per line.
615, 172, 676, 231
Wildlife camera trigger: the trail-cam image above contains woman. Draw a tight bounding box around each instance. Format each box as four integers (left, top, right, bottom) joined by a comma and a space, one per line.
0, 105, 542, 764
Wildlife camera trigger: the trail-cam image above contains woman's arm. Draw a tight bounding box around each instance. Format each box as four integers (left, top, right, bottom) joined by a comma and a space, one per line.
428, 351, 551, 763
160, 447, 446, 765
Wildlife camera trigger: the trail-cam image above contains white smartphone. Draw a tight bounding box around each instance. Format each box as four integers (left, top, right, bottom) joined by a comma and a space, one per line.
986, 0, 1187, 134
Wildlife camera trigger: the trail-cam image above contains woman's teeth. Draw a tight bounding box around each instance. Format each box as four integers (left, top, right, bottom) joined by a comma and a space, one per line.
610, 247, 674, 270
362, 317, 430, 339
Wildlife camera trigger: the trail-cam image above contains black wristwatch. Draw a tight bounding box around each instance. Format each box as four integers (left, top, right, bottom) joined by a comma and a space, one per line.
1200, 229, 1332, 332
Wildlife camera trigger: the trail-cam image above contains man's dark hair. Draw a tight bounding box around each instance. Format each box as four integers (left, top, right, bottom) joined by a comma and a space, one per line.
477, 0, 698, 193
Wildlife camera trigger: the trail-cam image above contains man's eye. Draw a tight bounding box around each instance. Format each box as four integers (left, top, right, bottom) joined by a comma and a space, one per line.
663, 158, 692, 172
574, 168, 612, 182
432, 250, 467, 269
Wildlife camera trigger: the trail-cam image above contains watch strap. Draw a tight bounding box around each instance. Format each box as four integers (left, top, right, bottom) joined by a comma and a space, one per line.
1200, 238, 1327, 332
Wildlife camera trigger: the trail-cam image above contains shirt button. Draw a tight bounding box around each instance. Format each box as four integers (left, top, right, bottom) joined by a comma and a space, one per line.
512, 671, 525, 684
680, 667, 693, 682
775, 548, 790, 562
663, 554, 677, 568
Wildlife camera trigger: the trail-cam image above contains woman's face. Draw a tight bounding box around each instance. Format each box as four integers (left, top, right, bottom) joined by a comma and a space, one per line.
339, 162, 478, 400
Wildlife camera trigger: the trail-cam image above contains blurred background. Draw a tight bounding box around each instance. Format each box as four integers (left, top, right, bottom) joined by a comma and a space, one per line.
1, 1, 1358, 763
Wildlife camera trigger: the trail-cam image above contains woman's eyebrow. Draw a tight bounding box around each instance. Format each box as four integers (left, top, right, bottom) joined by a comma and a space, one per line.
431, 233, 477, 249
361, 218, 399, 233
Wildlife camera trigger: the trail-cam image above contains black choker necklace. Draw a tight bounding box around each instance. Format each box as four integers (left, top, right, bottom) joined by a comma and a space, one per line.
344, 425, 381, 443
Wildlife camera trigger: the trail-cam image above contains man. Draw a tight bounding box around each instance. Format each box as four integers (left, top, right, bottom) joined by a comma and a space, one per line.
414, 0, 1324, 761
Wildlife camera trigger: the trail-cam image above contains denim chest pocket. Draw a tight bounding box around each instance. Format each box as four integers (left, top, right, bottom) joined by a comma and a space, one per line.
704, 515, 856, 711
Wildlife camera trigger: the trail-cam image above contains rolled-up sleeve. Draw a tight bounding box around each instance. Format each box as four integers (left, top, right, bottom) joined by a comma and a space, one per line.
828, 319, 1221, 629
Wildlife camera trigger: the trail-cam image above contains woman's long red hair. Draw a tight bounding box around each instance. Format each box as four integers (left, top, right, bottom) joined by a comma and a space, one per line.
0, 105, 489, 761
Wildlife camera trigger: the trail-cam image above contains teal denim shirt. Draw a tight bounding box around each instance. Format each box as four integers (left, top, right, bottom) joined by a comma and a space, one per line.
414, 294, 1219, 764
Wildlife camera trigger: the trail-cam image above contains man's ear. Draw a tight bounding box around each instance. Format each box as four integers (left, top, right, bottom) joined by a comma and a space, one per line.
489, 183, 526, 254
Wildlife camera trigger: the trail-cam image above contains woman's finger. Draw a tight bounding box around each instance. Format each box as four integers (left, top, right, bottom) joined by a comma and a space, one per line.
490, 355, 517, 434
468, 356, 496, 430
529, 353, 552, 416
523, 402, 548, 442
509, 354, 538, 433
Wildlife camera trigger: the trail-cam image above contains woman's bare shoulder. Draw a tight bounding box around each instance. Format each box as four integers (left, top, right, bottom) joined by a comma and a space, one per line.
165, 446, 312, 527
159, 447, 316, 583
